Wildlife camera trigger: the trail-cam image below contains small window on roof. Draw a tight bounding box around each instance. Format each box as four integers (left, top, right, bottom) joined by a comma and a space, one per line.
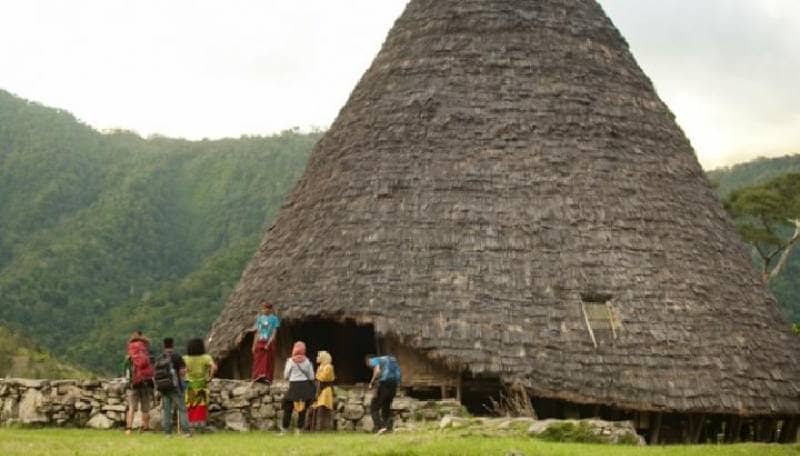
580, 293, 621, 348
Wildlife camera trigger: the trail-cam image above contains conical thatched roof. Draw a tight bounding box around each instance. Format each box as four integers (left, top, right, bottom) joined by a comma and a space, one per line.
209, 0, 800, 416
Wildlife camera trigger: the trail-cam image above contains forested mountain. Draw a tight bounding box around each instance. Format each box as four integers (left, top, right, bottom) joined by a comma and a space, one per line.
0, 89, 319, 374
0, 325, 89, 378
707, 154, 800, 321
707, 154, 800, 197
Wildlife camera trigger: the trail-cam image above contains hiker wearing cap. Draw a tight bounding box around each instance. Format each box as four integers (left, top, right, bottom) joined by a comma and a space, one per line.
123, 331, 154, 435
251, 301, 280, 384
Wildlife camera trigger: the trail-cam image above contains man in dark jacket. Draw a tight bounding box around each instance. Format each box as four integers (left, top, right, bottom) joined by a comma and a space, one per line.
159, 337, 191, 437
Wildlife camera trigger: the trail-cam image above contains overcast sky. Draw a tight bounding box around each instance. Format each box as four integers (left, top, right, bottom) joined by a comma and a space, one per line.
0, 1, 798, 170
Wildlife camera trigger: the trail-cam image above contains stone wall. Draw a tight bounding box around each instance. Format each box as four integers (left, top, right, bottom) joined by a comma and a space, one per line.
0, 378, 465, 431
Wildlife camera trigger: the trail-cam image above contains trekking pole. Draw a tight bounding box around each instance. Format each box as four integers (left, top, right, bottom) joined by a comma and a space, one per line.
175, 385, 181, 434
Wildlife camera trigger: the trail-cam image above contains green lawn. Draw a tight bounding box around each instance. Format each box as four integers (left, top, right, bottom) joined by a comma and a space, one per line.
1, 429, 799, 456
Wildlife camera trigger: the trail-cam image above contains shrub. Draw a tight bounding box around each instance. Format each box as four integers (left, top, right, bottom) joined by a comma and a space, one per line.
536, 422, 607, 444
615, 432, 642, 446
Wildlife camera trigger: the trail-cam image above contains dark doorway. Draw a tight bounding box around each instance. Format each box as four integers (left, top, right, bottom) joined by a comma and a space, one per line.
458, 376, 505, 416
276, 318, 377, 384
217, 318, 379, 382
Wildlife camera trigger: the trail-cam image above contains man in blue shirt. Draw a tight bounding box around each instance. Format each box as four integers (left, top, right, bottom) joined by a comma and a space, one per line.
250, 301, 280, 384
366, 354, 401, 434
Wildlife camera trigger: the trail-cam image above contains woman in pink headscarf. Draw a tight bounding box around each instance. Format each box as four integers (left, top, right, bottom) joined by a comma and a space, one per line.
280, 341, 316, 433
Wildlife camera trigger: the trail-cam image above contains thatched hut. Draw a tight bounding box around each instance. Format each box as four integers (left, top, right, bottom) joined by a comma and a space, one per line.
208, 0, 800, 443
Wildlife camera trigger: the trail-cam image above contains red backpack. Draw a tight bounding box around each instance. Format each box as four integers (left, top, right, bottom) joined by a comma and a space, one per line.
127, 339, 154, 386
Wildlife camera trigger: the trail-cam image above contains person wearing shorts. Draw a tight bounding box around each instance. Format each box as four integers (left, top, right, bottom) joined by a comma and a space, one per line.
126, 385, 153, 421
124, 331, 155, 434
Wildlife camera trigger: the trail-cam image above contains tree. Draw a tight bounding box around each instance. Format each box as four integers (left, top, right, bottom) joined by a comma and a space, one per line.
724, 173, 800, 283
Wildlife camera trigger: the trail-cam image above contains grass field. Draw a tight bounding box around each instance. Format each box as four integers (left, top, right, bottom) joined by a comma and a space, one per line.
1, 428, 799, 456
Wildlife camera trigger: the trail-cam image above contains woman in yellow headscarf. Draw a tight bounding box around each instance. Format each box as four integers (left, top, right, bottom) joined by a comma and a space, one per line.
307, 350, 336, 431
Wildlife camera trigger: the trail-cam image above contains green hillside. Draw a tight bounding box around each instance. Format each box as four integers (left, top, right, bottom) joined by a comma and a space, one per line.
0, 89, 318, 374
72, 235, 261, 370
0, 326, 90, 378
707, 154, 800, 321
707, 154, 800, 197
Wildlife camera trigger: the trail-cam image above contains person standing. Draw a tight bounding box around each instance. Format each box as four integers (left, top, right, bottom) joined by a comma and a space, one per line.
307, 350, 336, 431
281, 341, 316, 433
251, 301, 280, 384
156, 337, 191, 437
124, 331, 154, 435
366, 354, 402, 434
183, 338, 217, 432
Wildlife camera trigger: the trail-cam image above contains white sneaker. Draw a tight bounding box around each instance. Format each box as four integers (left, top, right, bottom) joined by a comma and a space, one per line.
376, 427, 388, 435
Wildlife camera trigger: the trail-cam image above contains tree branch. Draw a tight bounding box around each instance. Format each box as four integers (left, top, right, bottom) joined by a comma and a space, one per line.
754, 243, 769, 260
768, 218, 800, 282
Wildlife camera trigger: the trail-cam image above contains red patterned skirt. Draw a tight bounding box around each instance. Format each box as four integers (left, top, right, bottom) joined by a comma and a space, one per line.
185, 385, 209, 424
251, 339, 275, 381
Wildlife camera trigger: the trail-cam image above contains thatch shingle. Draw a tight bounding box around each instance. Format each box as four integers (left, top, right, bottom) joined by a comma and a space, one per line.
208, 0, 800, 417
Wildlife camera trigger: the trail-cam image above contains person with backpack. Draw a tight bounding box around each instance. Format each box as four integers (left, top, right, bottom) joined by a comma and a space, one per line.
124, 331, 155, 435
250, 301, 280, 385
366, 354, 402, 434
156, 337, 191, 437
280, 341, 316, 433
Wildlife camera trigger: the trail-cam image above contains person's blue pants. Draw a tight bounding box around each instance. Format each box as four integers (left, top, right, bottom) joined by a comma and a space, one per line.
162, 389, 190, 435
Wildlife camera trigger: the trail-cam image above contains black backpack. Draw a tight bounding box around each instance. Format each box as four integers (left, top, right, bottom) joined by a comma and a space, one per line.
154, 353, 179, 392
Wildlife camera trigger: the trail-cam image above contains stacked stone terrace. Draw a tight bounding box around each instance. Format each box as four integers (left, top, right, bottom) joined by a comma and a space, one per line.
0, 378, 464, 431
